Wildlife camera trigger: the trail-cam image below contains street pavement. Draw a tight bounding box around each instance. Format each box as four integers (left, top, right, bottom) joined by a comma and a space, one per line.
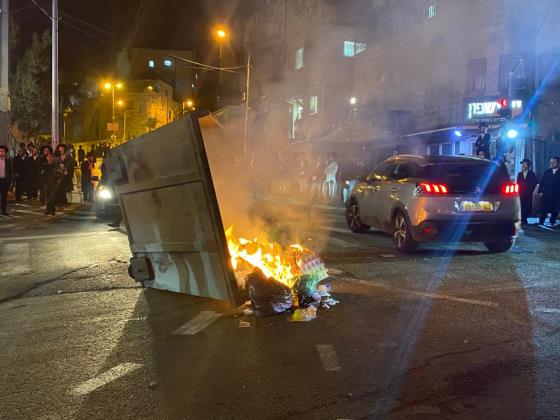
1, 200, 560, 419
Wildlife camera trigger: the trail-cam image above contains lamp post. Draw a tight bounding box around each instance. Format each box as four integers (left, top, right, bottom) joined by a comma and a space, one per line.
216, 28, 227, 102
103, 81, 123, 142
213, 27, 251, 158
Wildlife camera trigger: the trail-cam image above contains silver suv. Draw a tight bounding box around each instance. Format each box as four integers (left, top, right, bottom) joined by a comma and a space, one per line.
347, 155, 521, 253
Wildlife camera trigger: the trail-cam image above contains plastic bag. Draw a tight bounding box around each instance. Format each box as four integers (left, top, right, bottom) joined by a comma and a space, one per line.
247, 269, 293, 317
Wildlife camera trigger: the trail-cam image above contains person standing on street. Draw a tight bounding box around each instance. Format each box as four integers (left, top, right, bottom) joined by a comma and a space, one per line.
38, 146, 53, 204
323, 153, 339, 201
77, 145, 85, 163
28, 147, 41, 200
475, 123, 492, 159
80, 153, 95, 202
0, 145, 13, 216
517, 159, 538, 225
538, 156, 560, 227
13, 148, 30, 201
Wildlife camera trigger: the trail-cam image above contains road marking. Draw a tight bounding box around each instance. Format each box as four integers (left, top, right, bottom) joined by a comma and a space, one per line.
0, 243, 31, 276
535, 307, 560, 314
381, 254, 397, 258
344, 278, 499, 307
316, 344, 342, 371
173, 311, 222, 335
71, 363, 142, 396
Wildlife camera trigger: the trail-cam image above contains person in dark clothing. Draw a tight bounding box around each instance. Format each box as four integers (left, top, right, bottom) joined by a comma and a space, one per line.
27, 147, 41, 200
0, 145, 13, 216
38, 146, 53, 204
475, 123, 492, 159
538, 156, 560, 227
517, 159, 538, 225
55, 144, 75, 205
80, 153, 95, 202
45, 155, 65, 215
77, 145, 85, 163
13, 148, 31, 201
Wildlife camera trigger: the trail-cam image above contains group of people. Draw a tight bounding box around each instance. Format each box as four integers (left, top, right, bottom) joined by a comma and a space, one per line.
517, 156, 560, 227
0, 142, 97, 217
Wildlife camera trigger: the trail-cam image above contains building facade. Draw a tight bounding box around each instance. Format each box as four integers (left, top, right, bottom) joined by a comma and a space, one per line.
243, 0, 560, 175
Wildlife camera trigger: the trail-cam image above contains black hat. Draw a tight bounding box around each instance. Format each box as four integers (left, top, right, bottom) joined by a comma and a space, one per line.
521, 158, 532, 165
0, 145, 8, 152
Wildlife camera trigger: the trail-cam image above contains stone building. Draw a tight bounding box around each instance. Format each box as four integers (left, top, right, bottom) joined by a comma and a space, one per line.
243, 0, 560, 174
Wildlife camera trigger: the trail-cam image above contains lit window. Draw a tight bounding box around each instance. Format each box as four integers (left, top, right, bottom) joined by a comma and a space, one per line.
164, 59, 173, 67
426, 2, 437, 19
295, 47, 304, 70
148, 60, 155, 68
310, 95, 319, 115
344, 41, 367, 57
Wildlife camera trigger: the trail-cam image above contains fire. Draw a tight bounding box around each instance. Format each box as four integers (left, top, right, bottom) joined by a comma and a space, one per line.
225, 226, 300, 288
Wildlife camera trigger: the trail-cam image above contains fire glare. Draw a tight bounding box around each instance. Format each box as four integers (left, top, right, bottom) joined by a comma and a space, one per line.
225, 226, 302, 288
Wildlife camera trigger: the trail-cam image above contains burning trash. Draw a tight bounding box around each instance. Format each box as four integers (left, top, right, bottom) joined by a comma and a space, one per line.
226, 226, 336, 318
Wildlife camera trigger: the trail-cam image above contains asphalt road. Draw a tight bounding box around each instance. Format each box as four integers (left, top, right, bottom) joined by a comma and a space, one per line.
1, 201, 560, 419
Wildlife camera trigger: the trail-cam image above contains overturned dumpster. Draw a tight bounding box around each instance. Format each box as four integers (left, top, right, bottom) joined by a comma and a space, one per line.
105, 113, 243, 306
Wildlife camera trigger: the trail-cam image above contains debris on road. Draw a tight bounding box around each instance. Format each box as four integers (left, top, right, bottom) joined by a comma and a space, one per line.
239, 320, 251, 328
227, 226, 338, 319
290, 307, 317, 322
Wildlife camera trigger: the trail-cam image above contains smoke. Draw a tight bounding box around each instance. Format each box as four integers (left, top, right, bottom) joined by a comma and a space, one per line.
201, 115, 334, 250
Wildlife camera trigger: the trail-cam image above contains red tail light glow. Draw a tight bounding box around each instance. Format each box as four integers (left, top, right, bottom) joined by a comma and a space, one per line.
418, 182, 449, 195
502, 183, 519, 196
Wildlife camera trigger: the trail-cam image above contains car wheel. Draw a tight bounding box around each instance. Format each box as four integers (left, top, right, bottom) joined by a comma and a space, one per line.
346, 201, 369, 233
392, 210, 417, 253
484, 239, 515, 253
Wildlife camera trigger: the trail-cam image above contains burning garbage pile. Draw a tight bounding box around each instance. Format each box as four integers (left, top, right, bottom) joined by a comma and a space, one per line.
226, 226, 339, 320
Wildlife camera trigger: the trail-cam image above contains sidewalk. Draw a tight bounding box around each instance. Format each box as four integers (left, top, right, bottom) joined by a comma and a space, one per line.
256, 193, 347, 214
1, 193, 86, 225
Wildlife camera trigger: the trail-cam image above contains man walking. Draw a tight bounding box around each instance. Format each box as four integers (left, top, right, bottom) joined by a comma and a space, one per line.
13, 148, 30, 201
80, 153, 94, 202
475, 123, 492, 159
517, 158, 538, 225
77, 145, 85, 163
538, 156, 560, 227
0, 145, 13, 216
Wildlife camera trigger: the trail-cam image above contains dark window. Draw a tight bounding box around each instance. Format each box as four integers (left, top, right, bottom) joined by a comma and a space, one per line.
429, 144, 440, 156
390, 163, 417, 180
420, 163, 509, 194
499, 56, 528, 92
466, 59, 487, 95
442, 143, 453, 156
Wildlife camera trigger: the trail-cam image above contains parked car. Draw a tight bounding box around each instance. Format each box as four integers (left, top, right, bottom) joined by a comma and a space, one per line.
346, 155, 521, 253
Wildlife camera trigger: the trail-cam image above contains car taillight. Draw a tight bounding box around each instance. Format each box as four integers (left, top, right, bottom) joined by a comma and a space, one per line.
502, 183, 519, 196
418, 182, 449, 195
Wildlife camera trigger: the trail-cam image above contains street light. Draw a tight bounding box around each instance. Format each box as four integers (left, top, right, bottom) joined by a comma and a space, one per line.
214, 26, 228, 101
103, 80, 124, 141
212, 27, 251, 158
116, 99, 127, 142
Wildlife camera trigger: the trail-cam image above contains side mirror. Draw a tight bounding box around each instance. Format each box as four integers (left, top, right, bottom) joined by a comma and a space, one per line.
92, 176, 100, 182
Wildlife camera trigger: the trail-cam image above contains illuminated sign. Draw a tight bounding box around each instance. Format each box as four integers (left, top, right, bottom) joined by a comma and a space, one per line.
467, 100, 523, 120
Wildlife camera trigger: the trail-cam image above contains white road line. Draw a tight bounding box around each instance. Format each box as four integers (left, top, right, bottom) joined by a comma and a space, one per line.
344, 278, 499, 307
535, 307, 560, 314
173, 311, 222, 335
0, 243, 31, 277
316, 344, 342, 371
70, 363, 142, 396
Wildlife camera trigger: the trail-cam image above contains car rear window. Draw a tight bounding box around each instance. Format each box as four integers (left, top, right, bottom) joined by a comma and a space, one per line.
420, 163, 509, 194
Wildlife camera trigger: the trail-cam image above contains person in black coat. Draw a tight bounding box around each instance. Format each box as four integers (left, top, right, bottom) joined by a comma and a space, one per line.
13, 148, 31, 201
0, 145, 13, 216
538, 156, 560, 226
475, 123, 492, 159
517, 159, 538, 225
80, 153, 95, 202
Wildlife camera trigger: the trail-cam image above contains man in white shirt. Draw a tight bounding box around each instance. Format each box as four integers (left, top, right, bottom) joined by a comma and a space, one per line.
0, 145, 13, 216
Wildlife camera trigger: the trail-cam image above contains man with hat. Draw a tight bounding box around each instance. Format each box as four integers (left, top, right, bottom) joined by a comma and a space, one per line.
0, 145, 13, 216
517, 158, 538, 225
538, 156, 560, 227
475, 123, 492, 159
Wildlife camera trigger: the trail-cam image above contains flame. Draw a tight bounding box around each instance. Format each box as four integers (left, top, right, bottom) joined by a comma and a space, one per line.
225, 225, 300, 288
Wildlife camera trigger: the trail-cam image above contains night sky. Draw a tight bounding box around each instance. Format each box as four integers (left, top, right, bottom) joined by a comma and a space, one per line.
10, 0, 251, 90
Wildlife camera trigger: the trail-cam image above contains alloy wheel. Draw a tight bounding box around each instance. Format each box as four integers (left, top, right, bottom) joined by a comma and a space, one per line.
393, 213, 407, 248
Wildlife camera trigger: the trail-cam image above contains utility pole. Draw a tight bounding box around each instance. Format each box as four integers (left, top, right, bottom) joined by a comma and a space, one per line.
51, 0, 59, 149
0, 0, 10, 146
243, 51, 250, 159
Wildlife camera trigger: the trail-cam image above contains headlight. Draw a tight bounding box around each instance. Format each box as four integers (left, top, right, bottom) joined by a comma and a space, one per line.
97, 187, 113, 200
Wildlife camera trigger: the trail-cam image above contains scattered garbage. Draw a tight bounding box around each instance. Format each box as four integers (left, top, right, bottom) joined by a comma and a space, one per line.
242, 307, 254, 316
239, 320, 251, 328
247, 269, 293, 317
290, 306, 317, 322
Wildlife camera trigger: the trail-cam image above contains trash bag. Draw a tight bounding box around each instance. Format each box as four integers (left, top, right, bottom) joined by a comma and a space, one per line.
247, 269, 293, 317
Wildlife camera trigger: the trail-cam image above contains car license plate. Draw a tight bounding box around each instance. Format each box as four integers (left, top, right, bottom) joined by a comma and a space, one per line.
460, 201, 494, 212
